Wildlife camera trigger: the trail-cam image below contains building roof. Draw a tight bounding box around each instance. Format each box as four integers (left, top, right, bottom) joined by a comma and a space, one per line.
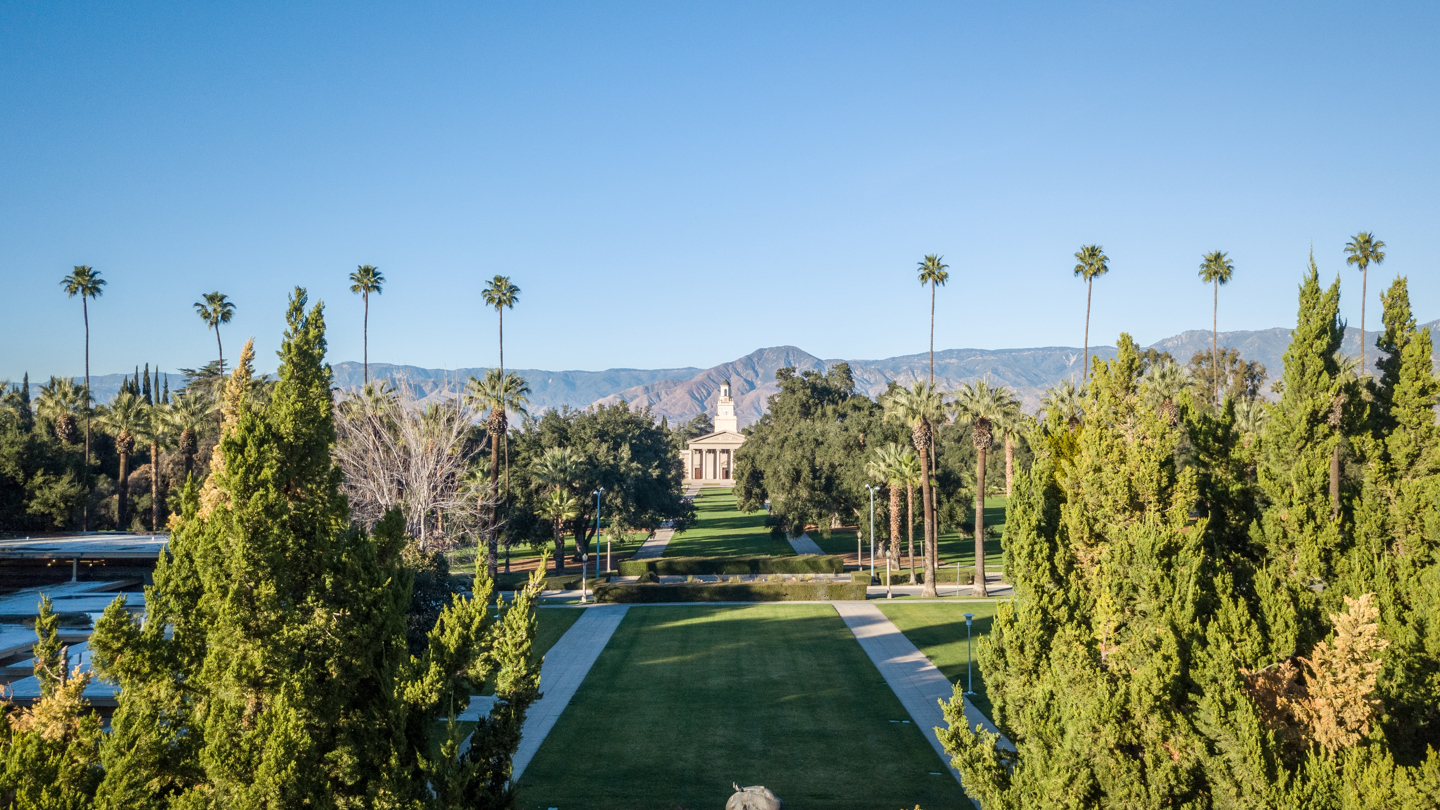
0, 533, 167, 561
684, 430, 746, 446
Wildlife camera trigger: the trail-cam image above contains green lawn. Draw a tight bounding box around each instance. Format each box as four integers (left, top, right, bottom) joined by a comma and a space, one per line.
811, 496, 1009, 569
515, 605, 970, 809
877, 602, 1000, 718
662, 488, 795, 558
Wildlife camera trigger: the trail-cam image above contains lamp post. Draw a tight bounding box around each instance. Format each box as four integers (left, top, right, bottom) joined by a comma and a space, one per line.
963, 612, 976, 696
865, 485, 879, 590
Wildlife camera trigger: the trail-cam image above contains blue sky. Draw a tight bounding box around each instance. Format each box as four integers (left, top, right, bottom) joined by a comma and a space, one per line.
2, 1, 1436, 379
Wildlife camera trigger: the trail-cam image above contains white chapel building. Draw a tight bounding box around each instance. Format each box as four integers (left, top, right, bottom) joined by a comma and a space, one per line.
682, 380, 746, 484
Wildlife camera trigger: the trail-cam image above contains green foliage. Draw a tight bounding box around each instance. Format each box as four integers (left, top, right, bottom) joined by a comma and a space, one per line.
593, 581, 867, 603
79, 289, 543, 809
734, 363, 900, 536
941, 257, 1440, 809
618, 554, 844, 576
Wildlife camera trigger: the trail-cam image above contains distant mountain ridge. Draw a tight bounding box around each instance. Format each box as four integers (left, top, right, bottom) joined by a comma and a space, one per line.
34, 320, 1438, 423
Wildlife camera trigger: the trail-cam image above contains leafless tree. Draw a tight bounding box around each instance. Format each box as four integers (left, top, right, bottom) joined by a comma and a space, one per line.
333, 381, 494, 550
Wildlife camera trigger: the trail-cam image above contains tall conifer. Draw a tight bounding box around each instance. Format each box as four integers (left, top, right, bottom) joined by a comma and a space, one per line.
88, 288, 542, 809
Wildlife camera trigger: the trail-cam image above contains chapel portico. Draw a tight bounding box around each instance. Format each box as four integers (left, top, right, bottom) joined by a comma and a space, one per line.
681, 380, 746, 484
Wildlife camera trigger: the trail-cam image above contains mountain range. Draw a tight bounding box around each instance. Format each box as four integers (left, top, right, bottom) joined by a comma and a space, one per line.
30, 320, 1439, 427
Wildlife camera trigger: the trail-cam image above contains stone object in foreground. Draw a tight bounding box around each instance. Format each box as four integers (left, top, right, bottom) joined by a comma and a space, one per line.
726, 783, 782, 810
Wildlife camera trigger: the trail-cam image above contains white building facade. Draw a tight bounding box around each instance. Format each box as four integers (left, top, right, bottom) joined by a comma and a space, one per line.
681, 380, 746, 484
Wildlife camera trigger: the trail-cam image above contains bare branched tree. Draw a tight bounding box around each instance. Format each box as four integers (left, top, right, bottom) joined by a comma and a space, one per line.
333, 381, 494, 550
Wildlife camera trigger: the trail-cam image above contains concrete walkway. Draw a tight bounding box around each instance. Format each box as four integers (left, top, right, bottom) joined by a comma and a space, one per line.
631, 485, 701, 560
788, 532, 825, 555
833, 601, 1013, 787
509, 604, 629, 780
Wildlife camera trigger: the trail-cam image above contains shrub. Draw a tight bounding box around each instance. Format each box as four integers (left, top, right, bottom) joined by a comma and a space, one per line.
594, 581, 868, 603
636, 570, 660, 584
617, 554, 844, 577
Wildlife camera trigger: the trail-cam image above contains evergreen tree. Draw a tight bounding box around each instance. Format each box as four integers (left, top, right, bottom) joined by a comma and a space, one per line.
142, 363, 152, 405
87, 288, 543, 809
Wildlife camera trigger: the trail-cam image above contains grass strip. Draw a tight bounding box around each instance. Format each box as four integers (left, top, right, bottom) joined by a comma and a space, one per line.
515, 605, 970, 809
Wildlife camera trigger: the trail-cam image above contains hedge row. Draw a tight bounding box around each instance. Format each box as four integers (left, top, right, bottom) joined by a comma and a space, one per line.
849, 569, 977, 585
617, 554, 844, 577
457, 571, 617, 592
594, 581, 867, 603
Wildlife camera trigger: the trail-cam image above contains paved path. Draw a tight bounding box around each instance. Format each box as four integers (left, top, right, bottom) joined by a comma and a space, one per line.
631, 485, 701, 559
788, 532, 825, 555
833, 601, 1013, 787
508, 604, 629, 780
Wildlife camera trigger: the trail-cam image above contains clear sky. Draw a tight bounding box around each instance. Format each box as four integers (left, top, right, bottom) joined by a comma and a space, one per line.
2, 1, 1436, 380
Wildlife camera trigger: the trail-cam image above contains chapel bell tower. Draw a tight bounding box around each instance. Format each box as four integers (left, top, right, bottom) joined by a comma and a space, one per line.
715, 380, 738, 433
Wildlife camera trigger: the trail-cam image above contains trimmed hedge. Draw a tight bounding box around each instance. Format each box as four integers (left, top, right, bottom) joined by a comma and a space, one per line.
618, 554, 844, 577
850, 569, 977, 585
458, 571, 618, 591
594, 581, 867, 603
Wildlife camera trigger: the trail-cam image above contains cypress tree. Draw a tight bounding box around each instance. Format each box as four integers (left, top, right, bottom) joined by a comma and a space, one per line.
142, 363, 151, 405
88, 288, 542, 809
162, 373, 169, 404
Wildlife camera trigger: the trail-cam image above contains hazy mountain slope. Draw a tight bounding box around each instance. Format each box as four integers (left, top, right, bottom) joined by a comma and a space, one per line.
329, 362, 703, 411
32, 320, 1438, 416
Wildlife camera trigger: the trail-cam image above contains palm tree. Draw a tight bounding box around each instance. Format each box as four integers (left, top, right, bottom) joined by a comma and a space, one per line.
34, 377, 88, 445
897, 447, 921, 585
194, 292, 236, 375
998, 410, 1030, 498
1040, 379, 1085, 428
1073, 245, 1110, 382
537, 489, 581, 573
98, 391, 148, 530
464, 368, 531, 577
951, 380, 1019, 597
1198, 251, 1235, 406
1344, 232, 1386, 376
884, 381, 945, 597
349, 265, 385, 384
61, 266, 105, 530
482, 275, 521, 378
138, 402, 173, 531
167, 390, 213, 482
866, 443, 909, 596
916, 255, 950, 384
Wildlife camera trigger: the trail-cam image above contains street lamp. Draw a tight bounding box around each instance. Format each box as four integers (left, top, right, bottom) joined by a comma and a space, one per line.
963, 612, 976, 696
583, 487, 604, 604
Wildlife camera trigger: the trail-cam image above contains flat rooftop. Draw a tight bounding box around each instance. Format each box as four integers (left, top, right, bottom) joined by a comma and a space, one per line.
0, 533, 167, 561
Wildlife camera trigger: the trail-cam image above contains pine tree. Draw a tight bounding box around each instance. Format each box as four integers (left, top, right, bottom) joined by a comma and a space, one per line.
87, 288, 543, 809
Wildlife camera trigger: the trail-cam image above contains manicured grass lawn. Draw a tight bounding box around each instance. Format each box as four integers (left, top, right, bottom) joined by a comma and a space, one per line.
877, 602, 1000, 718
811, 496, 1009, 569
515, 605, 971, 809
662, 488, 795, 558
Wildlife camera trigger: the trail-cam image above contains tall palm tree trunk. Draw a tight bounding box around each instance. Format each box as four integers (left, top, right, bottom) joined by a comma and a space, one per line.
1330, 442, 1342, 520
215, 330, 225, 377
82, 297, 90, 532
362, 292, 369, 384
552, 519, 566, 572
117, 450, 130, 529
1083, 278, 1093, 382
1212, 280, 1219, 406
889, 484, 901, 575
487, 417, 501, 578
975, 448, 988, 597
1360, 267, 1367, 375
1004, 434, 1015, 497
918, 443, 937, 598
151, 438, 161, 530
929, 284, 936, 384
906, 484, 915, 585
